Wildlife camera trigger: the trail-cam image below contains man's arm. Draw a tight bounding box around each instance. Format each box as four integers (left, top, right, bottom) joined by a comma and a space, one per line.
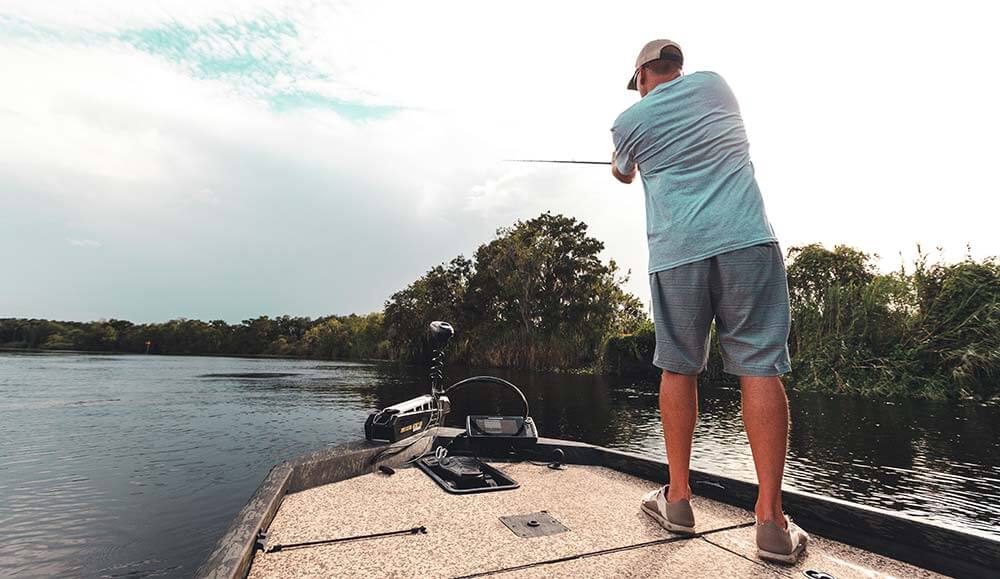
612, 150, 636, 184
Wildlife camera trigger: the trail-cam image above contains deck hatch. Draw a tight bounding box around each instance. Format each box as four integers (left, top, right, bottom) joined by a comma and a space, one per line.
499, 511, 568, 538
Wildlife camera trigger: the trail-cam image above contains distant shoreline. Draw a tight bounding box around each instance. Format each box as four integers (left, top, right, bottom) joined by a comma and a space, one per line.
0, 346, 603, 379
0, 346, 398, 365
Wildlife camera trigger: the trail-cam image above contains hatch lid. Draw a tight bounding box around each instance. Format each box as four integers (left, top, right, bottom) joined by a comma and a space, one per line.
499, 511, 569, 538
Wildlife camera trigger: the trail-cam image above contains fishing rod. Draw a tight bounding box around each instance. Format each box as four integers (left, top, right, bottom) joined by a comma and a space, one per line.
505, 159, 611, 165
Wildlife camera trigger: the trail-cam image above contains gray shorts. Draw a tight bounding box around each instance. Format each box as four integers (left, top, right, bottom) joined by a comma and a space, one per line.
649, 242, 791, 376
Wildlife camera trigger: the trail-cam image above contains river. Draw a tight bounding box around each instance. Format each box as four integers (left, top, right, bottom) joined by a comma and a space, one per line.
0, 352, 997, 577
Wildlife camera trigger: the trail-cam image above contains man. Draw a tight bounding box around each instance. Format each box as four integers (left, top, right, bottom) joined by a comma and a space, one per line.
611, 39, 809, 564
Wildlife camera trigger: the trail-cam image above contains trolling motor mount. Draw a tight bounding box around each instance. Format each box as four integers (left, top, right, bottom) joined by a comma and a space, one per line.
363, 393, 443, 443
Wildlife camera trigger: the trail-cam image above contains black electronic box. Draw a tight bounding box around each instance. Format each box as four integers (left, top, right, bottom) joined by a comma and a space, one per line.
465, 415, 538, 449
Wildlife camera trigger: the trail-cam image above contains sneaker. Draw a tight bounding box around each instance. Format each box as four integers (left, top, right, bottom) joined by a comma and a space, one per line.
640, 485, 696, 534
756, 516, 809, 563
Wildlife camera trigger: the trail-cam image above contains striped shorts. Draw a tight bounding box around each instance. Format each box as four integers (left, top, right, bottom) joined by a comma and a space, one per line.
649, 242, 792, 376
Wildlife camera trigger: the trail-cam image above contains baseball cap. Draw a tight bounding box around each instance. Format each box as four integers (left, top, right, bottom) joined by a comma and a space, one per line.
627, 39, 684, 90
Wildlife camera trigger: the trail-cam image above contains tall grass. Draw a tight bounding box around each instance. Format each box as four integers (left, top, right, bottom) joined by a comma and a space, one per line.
782, 245, 998, 400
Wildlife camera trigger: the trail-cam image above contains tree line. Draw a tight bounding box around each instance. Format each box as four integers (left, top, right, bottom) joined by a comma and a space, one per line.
2, 212, 997, 400
0, 313, 388, 359
1, 213, 642, 368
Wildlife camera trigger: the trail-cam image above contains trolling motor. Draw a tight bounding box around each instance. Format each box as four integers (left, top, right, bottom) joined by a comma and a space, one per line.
364, 321, 454, 443
365, 321, 544, 494
364, 321, 538, 451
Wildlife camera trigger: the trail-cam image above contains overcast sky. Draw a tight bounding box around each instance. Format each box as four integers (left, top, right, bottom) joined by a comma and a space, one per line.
2, 1, 997, 323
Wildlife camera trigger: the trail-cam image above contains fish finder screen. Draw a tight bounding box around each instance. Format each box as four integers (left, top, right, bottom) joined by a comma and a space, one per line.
476, 418, 518, 434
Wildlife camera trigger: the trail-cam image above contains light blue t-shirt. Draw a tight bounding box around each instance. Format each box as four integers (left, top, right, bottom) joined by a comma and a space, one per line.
611, 71, 777, 274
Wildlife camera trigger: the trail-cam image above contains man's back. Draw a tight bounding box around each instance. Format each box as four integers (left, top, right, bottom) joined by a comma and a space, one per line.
611, 71, 777, 274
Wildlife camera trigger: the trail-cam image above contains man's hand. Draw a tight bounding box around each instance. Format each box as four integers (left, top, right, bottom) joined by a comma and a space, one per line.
611, 151, 636, 184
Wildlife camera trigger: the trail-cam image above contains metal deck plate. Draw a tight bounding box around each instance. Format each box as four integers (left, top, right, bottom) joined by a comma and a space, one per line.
499, 511, 569, 538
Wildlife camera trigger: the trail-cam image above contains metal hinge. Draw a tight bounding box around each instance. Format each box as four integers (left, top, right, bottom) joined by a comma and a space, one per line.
254, 530, 268, 552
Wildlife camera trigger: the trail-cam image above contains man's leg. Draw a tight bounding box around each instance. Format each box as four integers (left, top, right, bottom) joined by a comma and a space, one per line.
740, 375, 789, 527
648, 264, 712, 509
712, 243, 805, 559
660, 370, 698, 503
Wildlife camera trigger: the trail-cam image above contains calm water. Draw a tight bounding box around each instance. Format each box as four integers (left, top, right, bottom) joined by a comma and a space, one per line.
1, 352, 997, 577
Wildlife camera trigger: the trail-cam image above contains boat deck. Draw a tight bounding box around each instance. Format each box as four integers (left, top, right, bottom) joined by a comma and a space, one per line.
248, 462, 941, 578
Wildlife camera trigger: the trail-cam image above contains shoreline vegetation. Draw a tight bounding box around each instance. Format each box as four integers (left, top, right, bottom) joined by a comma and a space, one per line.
3, 213, 997, 401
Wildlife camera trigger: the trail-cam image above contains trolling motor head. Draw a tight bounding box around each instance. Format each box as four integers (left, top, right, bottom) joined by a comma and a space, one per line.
429, 321, 454, 350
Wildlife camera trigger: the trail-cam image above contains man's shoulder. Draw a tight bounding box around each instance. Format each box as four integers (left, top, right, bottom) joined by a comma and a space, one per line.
684, 70, 727, 88
689, 71, 736, 95
611, 93, 652, 130
612, 100, 645, 134
612, 72, 729, 132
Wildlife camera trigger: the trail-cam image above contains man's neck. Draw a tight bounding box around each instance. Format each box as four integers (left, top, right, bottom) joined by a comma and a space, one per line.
643, 72, 683, 97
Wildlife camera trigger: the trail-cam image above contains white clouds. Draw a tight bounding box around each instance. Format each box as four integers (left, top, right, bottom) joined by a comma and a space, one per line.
68, 239, 101, 248
1, 0, 998, 322
1, 0, 298, 30
1, 43, 225, 186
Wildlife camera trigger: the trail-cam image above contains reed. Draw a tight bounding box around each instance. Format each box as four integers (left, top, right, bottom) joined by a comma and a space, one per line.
767, 245, 995, 400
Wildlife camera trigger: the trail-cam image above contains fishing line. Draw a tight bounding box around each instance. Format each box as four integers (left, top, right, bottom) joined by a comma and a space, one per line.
505, 159, 611, 165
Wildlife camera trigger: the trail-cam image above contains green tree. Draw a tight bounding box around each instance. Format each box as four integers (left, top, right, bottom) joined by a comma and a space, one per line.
383, 256, 473, 362
468, 212, 643, 369
786, 243, 876, 308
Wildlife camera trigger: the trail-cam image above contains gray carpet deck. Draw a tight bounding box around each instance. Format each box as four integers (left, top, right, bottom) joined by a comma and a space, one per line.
248, 463, 940, 578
